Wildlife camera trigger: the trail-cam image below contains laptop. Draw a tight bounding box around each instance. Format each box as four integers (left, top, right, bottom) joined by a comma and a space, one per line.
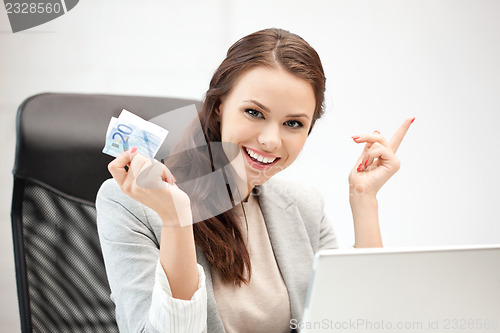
299, 244, 500, 333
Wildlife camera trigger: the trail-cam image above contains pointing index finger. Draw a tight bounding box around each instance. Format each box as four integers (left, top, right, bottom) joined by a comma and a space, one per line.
389, 117, 415, 153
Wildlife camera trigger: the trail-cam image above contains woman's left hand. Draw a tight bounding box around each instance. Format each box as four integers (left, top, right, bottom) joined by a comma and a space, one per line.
348, 117, 414, 199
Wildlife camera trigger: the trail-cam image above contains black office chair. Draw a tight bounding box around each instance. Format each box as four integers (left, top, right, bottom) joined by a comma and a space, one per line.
11, 93, 200, 332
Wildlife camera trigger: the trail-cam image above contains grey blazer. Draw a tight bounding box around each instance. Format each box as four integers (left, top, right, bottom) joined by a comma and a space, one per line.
96, 177, 338, 333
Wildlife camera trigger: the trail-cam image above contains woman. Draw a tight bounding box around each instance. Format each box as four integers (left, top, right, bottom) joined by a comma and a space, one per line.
96, 28, 413, 333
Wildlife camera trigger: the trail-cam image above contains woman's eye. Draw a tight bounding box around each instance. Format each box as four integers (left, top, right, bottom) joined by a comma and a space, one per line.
284, 120, 304, 128
245, 109, 263, 118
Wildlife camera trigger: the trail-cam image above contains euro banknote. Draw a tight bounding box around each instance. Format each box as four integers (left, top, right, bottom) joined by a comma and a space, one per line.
102, 109, 169, 158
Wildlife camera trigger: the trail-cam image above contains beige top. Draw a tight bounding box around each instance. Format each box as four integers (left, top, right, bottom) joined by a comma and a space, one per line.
211, 193, 292, 333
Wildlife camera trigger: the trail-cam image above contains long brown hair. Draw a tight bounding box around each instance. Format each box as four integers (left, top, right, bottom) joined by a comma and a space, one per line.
193, 28, 326, 286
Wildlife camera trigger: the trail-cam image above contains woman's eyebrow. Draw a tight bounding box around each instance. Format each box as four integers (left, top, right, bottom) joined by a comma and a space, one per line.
244, 99, 270, 112
287, 113, 310, 119
243, 99, 310, 119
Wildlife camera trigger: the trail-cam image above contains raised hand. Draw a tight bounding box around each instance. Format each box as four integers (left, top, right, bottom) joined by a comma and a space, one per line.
348, 117, 414, 198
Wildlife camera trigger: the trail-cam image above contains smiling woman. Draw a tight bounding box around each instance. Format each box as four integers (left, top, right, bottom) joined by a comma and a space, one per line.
217, 66, 315, 192
96, 28, 413, 333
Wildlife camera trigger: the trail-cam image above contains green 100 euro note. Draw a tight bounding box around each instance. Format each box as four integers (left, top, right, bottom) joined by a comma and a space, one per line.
102, 110, 169, 158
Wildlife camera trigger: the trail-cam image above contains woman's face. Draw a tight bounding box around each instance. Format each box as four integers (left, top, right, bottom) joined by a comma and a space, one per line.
217, 66, 316, 192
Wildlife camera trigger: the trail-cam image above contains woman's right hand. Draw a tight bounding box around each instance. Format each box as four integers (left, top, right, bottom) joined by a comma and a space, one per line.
107, 146, 193, 227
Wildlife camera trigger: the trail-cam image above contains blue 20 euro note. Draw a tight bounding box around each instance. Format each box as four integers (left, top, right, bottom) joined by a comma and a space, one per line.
102, 110, 169, 158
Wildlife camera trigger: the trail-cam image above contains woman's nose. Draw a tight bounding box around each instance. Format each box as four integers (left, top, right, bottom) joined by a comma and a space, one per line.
257, 124, 281, 151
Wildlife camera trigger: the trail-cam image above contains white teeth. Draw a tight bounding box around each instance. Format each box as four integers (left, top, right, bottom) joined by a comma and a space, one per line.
245, 148, 277, 164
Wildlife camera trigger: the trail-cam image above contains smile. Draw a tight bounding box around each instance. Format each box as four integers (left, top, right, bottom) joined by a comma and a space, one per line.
242, 146, 280, 170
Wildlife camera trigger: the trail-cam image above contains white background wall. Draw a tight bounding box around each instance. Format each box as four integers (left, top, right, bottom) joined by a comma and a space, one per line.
1, 0, 499, 331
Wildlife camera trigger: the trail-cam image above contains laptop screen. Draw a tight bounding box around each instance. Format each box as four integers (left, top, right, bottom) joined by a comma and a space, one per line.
299, 245, 500, 333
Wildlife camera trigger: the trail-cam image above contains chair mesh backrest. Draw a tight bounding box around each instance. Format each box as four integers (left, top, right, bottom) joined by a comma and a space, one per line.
11, 93, 201, 332
19, 180, 118, 333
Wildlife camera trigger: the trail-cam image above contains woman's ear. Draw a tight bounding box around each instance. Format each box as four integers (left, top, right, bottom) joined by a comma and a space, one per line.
215, 103, 222, 119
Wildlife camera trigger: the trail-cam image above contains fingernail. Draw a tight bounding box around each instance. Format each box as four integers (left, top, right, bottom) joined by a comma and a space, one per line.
410, 117, 415, 124
364, 160, 368, 168
130, 146, 138, 154
352, 136, 360, 141
357, 163, 363, 172
374, 131, 380, 134
173, 175, 177, 183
